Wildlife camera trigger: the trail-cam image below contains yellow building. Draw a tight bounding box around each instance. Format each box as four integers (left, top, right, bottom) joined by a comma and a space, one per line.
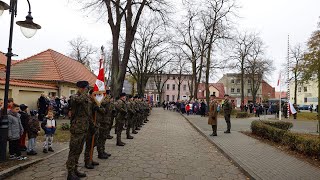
289, 80, 318, 106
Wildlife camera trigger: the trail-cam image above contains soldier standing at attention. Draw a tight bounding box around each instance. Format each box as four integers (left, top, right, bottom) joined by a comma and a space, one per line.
83, 89, 100, 169
208, 95, 218, 136
134, 96, 141, 131
96, 96, 112, 159
115, 93, 127, 146
223, 94, 232, 133
126, 95, 135, 139
66, 81, 92, 180
131, 96, 139, 134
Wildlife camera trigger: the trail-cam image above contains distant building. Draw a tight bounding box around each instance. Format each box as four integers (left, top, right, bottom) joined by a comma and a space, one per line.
0, 49, 97, 110
289, 80, 318, 106
0, 51, 19, 69
197, 83, 225, 103
217, 73, 275, 106
144, 74, 192, 103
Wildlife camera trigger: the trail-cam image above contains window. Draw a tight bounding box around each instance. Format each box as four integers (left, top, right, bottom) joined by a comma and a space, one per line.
236, 79, 240, 84
231, 88, 235, 93
172, 84, 176, 90
237, 88, 240, 93
49, 92, 56, 97
304, 87, 307, 92
156, 94, 160, 102
231, 79, 235, 84
248, 80, 251, 84
70, 90, 76, 95
212, 92, 216, 96
166, 95, 169, 101
183, 84, 187, 91
172, 95, 175, 101
248, 89, 251, 93
304, 97, 307, 103
298, 87, 301, 92
167, 84, 170, 90
172, 76, 175, 80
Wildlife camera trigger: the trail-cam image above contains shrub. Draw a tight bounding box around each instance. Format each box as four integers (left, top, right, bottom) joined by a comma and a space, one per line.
61, 123, 70, 131
236, 112, 250, 118
260, 120, 293, 130
251, 120, 320, 158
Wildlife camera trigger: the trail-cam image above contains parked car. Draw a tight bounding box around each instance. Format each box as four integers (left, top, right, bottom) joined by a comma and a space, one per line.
298, 105, 309, 110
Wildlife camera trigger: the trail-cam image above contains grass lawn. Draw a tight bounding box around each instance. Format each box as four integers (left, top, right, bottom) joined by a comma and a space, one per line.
291, 112, 319, 121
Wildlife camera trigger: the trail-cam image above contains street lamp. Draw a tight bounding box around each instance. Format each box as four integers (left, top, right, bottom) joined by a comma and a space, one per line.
0, 0, 41, 162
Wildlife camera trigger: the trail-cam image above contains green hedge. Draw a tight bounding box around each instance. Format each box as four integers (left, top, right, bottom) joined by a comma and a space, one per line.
236, 112, 250, 118
251, 120, 320, 158
260, 120, 293, 130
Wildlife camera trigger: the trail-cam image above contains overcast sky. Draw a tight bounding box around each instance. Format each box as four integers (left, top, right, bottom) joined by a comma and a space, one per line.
0, 0, 319, 91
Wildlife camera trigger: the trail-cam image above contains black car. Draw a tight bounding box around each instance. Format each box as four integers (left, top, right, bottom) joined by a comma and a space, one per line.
298, 105, 309, 110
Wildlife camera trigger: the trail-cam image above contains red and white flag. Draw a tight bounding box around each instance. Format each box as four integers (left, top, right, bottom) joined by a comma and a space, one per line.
277, 72, 281, 86
93, 55, 106, 105
288, 101, 297, 114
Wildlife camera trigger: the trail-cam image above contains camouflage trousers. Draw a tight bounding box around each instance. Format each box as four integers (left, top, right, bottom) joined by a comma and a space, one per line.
84, 130, 98, 164
97, 127, 108, 154
126, 115, 134, 135
66, 133, 87, 172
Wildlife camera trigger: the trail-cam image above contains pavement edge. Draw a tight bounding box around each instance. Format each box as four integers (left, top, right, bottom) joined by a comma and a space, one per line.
0, 147, 69, 179
180, 114, 260, 180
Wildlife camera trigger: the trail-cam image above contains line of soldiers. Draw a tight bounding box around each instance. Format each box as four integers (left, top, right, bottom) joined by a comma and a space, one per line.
66, 81, 151, 180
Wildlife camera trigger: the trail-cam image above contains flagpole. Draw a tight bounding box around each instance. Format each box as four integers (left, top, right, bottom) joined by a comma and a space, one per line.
279, 77, 282, 121
287, 35, 290, 119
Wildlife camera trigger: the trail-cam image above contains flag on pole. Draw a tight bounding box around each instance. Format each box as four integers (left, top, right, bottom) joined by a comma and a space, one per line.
93, 51, 106, 106
277, 72, 281, 86
288, 101, 297, 114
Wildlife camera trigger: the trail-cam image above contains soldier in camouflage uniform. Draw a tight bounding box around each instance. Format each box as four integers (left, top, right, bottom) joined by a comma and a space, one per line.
131, 96, 139, 134
96, 96, 112, 159
66, 81, 92, 180
115, 93, 127, 146
223, 94, 232, 133
137, 96, 144, 128
83, 90, 100, 169
126, 95, 136, 139
106, 95, 115, 139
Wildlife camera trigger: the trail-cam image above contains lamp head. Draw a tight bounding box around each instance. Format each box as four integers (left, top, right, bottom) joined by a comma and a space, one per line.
16, 12, 41, 38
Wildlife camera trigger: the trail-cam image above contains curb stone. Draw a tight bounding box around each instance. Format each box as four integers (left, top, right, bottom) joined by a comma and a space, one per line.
0, 147, 69, 179
180, 113, 259, 180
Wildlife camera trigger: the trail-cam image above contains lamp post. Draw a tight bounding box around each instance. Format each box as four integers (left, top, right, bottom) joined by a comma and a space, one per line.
0, 0, 41, 162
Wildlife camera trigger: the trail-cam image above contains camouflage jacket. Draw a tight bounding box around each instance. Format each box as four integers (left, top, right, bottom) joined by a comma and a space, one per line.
223, 100, 232, 116
127, 100, 136, 117
69, 92, 94, 134
115, 99, 127, 123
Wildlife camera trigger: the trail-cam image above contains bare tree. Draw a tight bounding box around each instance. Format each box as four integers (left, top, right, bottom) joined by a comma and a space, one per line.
171, 52, 189, 101
154, 70, 170, 103
68, 36, 97, 69
201, 0, 236, 104
230, 32, 259, 106
290, 44, 304, 104
78, 0, 170, 98
127, 19, 172, 96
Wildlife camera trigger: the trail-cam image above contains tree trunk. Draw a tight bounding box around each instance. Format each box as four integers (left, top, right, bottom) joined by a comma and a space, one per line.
190, 55, 196, 100
205, 46, 212, 105
241, 60, 245, 105
318, 65, 320, 136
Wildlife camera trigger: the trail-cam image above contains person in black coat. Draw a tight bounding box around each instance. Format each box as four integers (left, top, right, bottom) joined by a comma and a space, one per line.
18, 104, 29, 151
38, 94, 49, 121
200, 101, 207, 117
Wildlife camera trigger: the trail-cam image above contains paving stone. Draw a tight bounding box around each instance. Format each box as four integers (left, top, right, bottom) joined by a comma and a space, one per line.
7, 109, 245, 179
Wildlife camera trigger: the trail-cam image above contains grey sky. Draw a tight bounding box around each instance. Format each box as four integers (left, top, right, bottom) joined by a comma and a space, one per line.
0, 0, 319, 91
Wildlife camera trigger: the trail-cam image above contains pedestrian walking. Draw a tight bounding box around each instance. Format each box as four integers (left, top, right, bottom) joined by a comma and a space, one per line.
223, 94, 232, 133
208, 95, 218, 136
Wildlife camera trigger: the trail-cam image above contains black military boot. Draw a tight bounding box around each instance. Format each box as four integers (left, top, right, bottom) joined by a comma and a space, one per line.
135, 127, 141, 131
98, 153, 109, 159
210, 125, 217, 136
85, 162, 94, 169
116, 135, 126, 146
67, 171, 80, 180
106, 135, 113, 139
75, 169, 86, 178
127, 135, 134, 139
132, 130, 138, 134
103, 152, 111, 157
92, 161, 99, 166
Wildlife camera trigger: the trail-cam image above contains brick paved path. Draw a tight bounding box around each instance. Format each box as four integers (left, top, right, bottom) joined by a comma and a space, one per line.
183, 114, 320, 180
8, 109, 246, 180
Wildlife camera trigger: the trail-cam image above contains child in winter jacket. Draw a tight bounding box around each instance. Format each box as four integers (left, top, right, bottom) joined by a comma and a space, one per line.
41, 110, 56, 153
27, 110, 40, 155
8, 103, 27, 160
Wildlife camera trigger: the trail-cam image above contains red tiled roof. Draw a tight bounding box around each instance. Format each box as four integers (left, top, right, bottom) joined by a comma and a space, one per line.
197, 83, 225, 99
2, 49, 96, 86
0, 78, 58, 89
0, 51, 19, 66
